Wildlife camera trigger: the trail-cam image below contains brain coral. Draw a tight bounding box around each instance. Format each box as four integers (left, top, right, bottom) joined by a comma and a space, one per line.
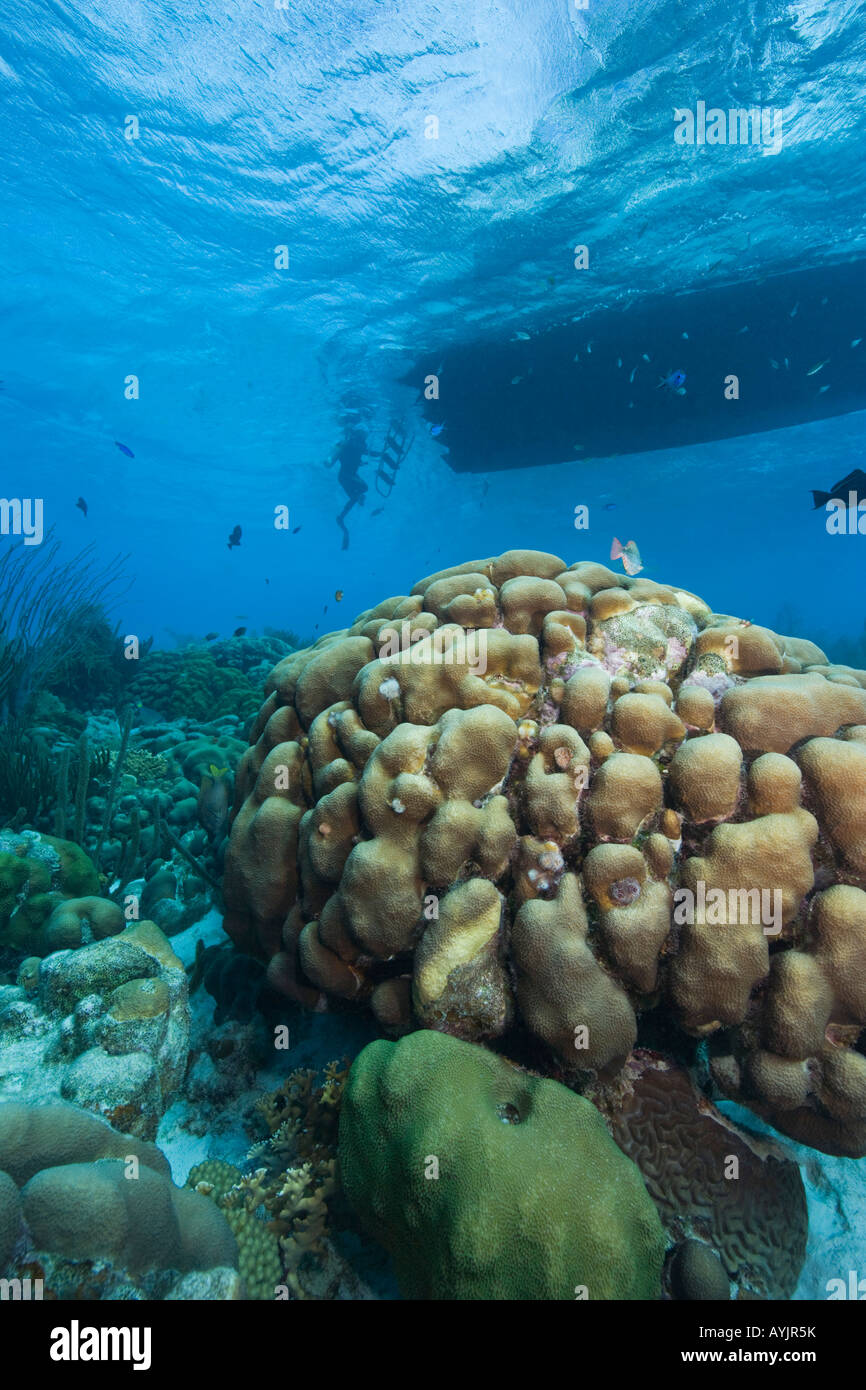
223, 550, 866, 1157
338, 1029, 666, 1299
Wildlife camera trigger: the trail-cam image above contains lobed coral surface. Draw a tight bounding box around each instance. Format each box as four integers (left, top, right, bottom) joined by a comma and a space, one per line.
223, 551, 866, 1159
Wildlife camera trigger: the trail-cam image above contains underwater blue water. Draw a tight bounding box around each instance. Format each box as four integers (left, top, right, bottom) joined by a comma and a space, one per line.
2, 0, 866, 1319
1, 0, 864, 651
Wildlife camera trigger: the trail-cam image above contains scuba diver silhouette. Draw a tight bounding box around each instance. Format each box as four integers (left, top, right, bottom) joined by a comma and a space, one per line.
326, 424, 369, 550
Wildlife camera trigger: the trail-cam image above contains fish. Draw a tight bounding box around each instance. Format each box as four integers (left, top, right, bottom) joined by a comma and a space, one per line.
573, 353, 580, 363
586, 341, 593, 354
806, 359, 830, 376
233, 626, 247, 636
610, 537, 643, 576
737, 325, 749, 334
371, 506, 384, 516
292, 525, 302, 534
204, 632, 218, 641
657, 369, 686, 392
75, 496, 88, 516
769, 359, 780, 369
197, 770, 231, 842
512, 331, 531, 341
642, 353, 650, 362
629, 366, 637, 383
265, 578, 269, 585
681, 331, 689, 339
789, 302, 799, 318
818, 384, 830, 393
227, 524, 242, 549
603, 502, 616, 510
811, 470, 866, 509
335, 589, 343, 602
851, 338, 862, 348
114, 441, 134, 458
429, 423, 445, 437
511, 376, 524, 385
616, 357, 622, 368
323, 605, 328, 615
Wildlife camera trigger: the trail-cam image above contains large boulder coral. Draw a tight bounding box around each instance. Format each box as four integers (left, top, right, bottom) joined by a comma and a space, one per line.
223, 550, 866, 1156
338, 1029, 666, 1299
0, 1100, 237, 1296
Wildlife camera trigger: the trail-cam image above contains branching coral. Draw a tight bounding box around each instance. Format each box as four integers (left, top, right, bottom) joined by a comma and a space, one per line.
188, 1061, 348, 1299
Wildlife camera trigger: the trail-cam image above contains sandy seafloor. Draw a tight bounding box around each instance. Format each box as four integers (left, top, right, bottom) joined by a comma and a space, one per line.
163, 911, 866, 1303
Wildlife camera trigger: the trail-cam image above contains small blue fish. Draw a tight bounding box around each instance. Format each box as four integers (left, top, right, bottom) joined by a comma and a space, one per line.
658, 369, 686, 392
430, 423, 445, 438
114, 441, 134, 458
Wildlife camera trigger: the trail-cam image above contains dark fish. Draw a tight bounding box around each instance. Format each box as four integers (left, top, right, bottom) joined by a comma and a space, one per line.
658, 369, 686, 391
323, 605, 328, 615
292, 525, 302, 534
371, 507, 384, 516
233, 626, 247, 636
114, 441, 134, 458
603, 502, 616, 511
265, 578, 270, 584
227, 525, 242, 550
75, 496, 88, 516
811, 469, 866, 509
197, 772, 231, 842
204, 632, 218, 641
429, 423, 445, 438
335, 589, 343, 602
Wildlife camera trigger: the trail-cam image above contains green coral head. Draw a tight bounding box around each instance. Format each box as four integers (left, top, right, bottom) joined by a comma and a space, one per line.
338, 1030, 666, 1301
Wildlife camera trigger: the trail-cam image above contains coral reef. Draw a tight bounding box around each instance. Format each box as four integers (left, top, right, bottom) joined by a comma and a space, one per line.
187, 1060, 353, 1299
0, 920, 189, 1139
338, 1029, 666, 1299
223, 550, 866, 1158
128, 639, 294, 724
0, 830, 100, 952
0, 1100, 237, 1298
0, 532, 127, 721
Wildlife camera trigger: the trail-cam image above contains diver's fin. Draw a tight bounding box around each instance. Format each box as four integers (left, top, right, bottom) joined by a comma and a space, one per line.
811, 490, 831, 509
